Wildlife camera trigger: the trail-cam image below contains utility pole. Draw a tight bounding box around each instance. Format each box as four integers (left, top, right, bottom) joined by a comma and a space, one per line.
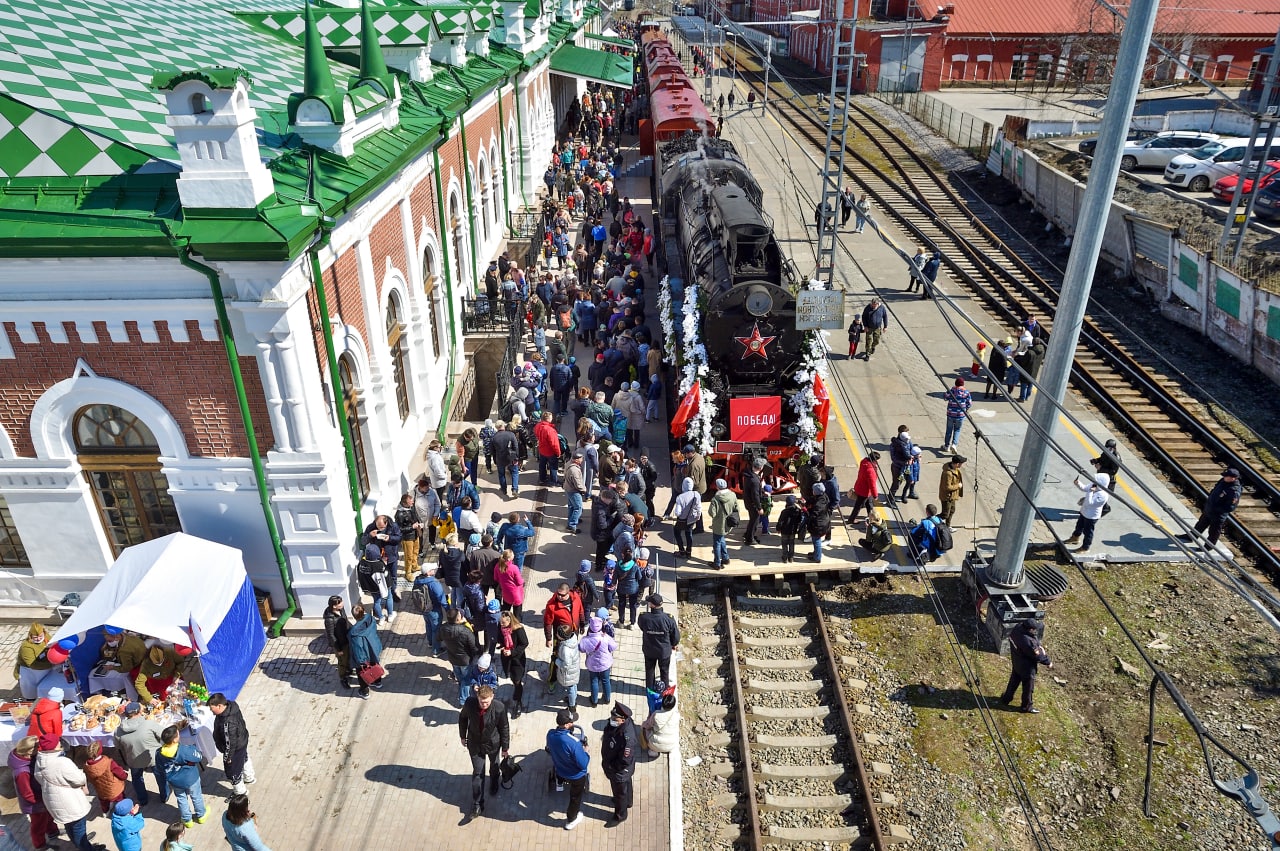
988, 0, 1162, 588
814, 0, 859, 286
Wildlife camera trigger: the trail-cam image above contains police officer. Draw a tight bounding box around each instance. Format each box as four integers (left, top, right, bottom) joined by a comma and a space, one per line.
1177, 467, 1242, 550
601, 702, 638, 826
998, 620, 1052, 714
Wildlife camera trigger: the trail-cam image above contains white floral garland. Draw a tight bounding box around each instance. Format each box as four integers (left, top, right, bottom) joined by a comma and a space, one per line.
663, 275, 717, 454
788, 281, 831, 456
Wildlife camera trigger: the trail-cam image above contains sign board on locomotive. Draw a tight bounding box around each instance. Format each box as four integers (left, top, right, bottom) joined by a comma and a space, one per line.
796, 290, 845, 330
729, 396, 782, 443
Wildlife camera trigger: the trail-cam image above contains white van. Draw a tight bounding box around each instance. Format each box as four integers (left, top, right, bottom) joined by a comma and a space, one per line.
1163, 138, 1265, 192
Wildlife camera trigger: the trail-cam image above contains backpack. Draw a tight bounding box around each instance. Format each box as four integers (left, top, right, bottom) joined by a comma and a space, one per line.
409, 583, 429, 614
934, 520, 954, 553
558, 433, 570, 460
638, 563, 656, 584
611, 410, 628, 444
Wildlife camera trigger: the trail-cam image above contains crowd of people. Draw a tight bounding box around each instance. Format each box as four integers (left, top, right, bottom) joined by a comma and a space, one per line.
7, 626, 271, 851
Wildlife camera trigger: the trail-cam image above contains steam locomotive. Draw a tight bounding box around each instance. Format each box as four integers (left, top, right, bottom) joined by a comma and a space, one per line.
643, 31, 823, 485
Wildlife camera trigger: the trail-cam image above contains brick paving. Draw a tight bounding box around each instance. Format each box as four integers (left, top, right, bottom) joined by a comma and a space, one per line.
0, 152, 677, 851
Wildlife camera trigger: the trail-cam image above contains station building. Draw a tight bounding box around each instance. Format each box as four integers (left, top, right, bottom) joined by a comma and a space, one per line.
0, 0, 631, 617
739, 0, 1278, 94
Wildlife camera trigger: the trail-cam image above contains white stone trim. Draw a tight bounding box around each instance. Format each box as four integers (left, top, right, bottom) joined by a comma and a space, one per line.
29, 374, 192, 461
0, 422, 15, 460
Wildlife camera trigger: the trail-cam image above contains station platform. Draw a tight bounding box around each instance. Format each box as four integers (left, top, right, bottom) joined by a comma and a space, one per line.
699, 83, 1206, 573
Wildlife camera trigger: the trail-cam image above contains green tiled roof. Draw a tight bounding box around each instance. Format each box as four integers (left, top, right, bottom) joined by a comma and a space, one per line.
239, 5, 486, 45
549, 44, 632, 86
0, 0, 602, 255
583, 32, 636, 52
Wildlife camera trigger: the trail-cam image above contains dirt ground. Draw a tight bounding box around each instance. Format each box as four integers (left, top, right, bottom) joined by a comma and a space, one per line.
836, 554, 1280, 851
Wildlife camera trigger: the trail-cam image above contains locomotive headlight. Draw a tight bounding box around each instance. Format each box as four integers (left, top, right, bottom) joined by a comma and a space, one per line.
711, 423, 727, 437
745, 285, 774, 317
782, 424, 800, 436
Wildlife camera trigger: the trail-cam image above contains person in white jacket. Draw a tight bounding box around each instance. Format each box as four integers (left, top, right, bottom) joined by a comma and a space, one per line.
642, 691, 680, 758
34, 737, 103, 851
1065, 473, 1110, 552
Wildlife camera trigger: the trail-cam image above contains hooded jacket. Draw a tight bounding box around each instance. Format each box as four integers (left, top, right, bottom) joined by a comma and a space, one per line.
155, 741, 204, 789
84, 753, 127, 803
34, 748, 93, 823
686, 451, 707, 495
9, 748, 46, 815
853, 457, 879, 498
495, 560, 525, 606
708, 488, 739, 536
579, 617, 619, 672
671, 477, 701, 524
347, 613, 383, 667
555, 633, 582, 686
28, 695, 63, 740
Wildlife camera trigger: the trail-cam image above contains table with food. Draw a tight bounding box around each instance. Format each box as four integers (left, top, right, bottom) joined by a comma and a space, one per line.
0, 683, 218, 762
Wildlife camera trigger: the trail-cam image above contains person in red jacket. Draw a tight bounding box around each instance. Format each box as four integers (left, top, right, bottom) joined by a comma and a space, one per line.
847, 452, 881, 525
27, 686, 64, 741
533, 412, 563, 487
543, 583, 586, 648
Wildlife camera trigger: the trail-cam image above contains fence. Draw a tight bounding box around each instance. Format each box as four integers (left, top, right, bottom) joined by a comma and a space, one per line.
989, 131, 1280, 386
873, 90, 994, 158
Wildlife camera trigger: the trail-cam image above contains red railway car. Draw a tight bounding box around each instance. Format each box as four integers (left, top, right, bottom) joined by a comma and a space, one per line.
639, 34, 716, 155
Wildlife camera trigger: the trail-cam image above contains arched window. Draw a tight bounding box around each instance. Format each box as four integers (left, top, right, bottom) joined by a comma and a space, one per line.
74, 404, 181, 556
386, 294, 410, 421
338, 357, 371, 498
423, 245, 444, 360
478, 159, 492, 243
449, 191, 468, 294
189, 93, 209, 114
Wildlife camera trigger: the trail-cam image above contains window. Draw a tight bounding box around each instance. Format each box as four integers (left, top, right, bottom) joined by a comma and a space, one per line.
74, 404, 181, 557
189, 93, 209, 114
423, 246, 444, 360
1011, 57, 1027, 81
1034, 56, 1054, 82
0, 496, 29, 568
1070, 56, 1089, 82
1190, 57, 1207, 79
869, 0, 888, 16
338, 357, 370, 498
386, 296, 410, 422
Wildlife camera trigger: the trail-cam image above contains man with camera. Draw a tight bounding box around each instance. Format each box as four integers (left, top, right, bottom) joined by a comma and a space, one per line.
545, 708, 590, 830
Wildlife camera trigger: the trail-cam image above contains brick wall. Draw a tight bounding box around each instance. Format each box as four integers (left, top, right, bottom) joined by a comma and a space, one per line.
0, 320, 273, 458
369, 206, 410, 302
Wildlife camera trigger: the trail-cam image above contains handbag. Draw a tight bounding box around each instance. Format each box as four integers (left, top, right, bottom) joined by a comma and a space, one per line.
357, 662, 386, 686
500, 755, 523, 789
725, 513, 739, 529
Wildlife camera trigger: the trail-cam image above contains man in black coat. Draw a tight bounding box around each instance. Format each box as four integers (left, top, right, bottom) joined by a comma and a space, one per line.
208, 692, 254, 793
490, 422, 521, 498
739, 457, 765, 547
998, 619, 1052, 714
601, 701, 639, 826
591, 487, 621, 571
459, 685, 510, 817
636, 593, 680, 689
1178, 467, 1243, 549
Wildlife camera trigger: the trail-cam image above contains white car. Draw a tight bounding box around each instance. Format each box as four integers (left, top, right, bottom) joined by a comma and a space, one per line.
1119, 131, 1221, 171
1163, 138, 1266, 192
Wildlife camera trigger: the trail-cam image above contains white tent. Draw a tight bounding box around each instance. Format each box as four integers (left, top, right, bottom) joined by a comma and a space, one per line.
52, 533, 267, 699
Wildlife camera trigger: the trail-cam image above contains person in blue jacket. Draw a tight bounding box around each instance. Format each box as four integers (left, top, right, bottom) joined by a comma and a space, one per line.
110, 798, 143, 851
347, 604, 385, 699
154, 727, 207, 827
546, 708, 590, 830
497, 512, 536, 569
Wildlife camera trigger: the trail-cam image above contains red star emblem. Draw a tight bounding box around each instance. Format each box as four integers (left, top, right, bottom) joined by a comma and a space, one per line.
735, 323, 777, 361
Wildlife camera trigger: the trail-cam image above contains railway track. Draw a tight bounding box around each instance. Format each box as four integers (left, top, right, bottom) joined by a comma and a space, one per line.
699, 586, 909, 849
730, 57, 1280, 573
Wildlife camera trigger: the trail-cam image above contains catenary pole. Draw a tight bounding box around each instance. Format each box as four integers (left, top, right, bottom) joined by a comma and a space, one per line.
988, 0, 1163, 587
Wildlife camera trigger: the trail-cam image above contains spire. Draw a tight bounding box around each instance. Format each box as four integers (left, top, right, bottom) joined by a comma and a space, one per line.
357, 0, 391, 94
303, 0, 336, 100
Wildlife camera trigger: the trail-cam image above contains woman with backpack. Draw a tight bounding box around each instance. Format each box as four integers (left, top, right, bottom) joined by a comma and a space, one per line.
634, 547, 656, 603
615, 555, 641, 629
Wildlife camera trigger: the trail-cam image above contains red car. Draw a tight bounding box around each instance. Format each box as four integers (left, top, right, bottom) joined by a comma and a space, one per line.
1212, 160, 1280, 202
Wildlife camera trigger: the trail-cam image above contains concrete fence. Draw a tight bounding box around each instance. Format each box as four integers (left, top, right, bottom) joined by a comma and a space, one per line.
988, 131, 1280, 385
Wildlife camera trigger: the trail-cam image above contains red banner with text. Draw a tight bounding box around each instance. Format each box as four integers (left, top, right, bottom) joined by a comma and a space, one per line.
729, 396, 782, 443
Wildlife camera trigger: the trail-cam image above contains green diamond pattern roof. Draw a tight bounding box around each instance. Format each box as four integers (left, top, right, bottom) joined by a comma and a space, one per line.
0, 94, 154, 177
239, 8, 439, 48
0, 0, 350, 165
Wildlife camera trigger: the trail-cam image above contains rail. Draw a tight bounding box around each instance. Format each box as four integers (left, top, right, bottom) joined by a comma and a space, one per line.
736, 67, 1280, 577
720, 588, 763, 848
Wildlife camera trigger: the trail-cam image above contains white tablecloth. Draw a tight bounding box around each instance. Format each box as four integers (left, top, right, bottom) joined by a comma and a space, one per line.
0, 705, 218, 763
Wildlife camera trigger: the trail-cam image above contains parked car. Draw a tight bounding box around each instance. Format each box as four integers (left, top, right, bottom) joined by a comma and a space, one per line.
1252, 182, 1280, 221
1211, 161, 1280, 202
1118, 131, 1220, 171
1163, 138, 1267, 192
1078, 128, 1153, 156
